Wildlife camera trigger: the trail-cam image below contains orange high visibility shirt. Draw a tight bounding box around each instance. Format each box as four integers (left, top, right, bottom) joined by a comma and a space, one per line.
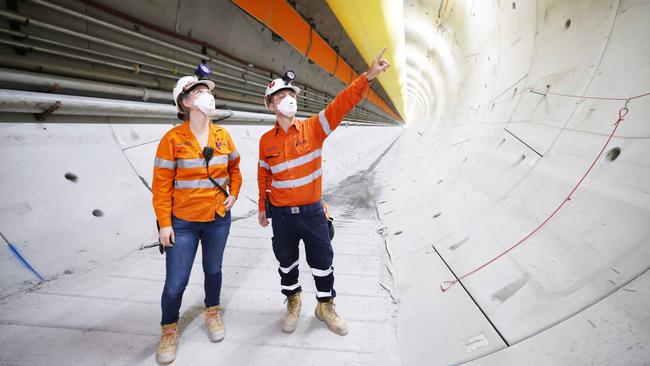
257, 74, 370, 211
153, 121, 242, 227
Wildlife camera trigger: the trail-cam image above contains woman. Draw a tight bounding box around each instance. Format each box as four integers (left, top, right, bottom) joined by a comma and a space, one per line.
152, 74, 241, 364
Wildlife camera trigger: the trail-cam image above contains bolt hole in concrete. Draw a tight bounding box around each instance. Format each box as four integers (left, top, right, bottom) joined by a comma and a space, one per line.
394, 231, 403, 236
433, 212, 442, 218
565, 18, 572, 29
605, 147, 621, 162
512, 2, 516, 10
64, 172, 78, 182
92, 209, 103, 217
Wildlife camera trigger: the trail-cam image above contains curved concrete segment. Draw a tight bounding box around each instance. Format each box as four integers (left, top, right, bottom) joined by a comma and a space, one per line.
375, 0, 650, 364
1, 0, 649, 365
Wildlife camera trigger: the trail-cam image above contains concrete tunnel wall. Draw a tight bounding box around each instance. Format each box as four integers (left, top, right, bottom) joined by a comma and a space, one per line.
377, 0, 650, 364
1, 0, 649, 365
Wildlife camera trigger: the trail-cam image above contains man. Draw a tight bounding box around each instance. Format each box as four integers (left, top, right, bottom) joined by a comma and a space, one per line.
257, 49, 391, 335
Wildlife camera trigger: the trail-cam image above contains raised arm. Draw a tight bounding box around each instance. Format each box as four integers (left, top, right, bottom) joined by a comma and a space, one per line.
310, 48, 391, 140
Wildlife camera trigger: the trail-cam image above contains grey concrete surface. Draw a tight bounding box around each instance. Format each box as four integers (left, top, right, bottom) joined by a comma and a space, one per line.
1, 0, 650, 365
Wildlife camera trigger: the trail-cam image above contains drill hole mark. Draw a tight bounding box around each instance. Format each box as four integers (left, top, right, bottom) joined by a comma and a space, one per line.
64, 172, 78, 182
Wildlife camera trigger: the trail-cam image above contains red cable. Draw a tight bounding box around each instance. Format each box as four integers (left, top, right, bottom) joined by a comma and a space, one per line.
532, 90, 650, 101
441, 105, 632, 292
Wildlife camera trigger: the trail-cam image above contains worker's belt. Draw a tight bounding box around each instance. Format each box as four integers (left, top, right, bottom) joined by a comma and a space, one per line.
271, 201, 322, 215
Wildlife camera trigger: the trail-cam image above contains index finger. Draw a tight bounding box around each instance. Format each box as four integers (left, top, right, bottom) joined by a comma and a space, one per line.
375, 47, 387, 62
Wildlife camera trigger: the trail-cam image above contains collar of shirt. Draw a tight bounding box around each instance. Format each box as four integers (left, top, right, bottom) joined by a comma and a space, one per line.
274, 117, 301, 136
177, 120, 224, 154
178, 120, 223, 137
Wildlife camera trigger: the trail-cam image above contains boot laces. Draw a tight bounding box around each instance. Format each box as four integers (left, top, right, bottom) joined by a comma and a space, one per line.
285, 294, 300, 314
206, 307, 222, 326
160, 326, 177, 348
324, 302, 339, 320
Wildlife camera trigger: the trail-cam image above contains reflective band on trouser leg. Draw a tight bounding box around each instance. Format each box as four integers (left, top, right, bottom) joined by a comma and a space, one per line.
280, 259, 300, 274
300, 207, 335, 302
281, 283, 301, 291
273, 239, 301, 297
316, 291, 332, 298
311, 266, 333, 277
311, 267, 334, 299
279, 265, 302, 296
313, 267, 335, 300
271, 211, 301, 297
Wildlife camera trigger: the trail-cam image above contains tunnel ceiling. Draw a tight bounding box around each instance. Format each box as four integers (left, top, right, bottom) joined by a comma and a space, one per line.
0, 0, 400, 124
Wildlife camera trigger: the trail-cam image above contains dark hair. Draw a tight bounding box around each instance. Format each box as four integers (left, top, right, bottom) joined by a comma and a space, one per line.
176, 94, 187, 120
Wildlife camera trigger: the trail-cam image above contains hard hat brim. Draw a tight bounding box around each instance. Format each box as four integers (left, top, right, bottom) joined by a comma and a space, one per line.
264, 85, 301, 108
185, 79, 216, 93
174, 79, 216, 111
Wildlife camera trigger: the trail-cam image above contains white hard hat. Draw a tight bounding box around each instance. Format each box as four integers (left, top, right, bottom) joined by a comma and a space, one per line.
172, 75, 215, 112
264, 78, 300, 108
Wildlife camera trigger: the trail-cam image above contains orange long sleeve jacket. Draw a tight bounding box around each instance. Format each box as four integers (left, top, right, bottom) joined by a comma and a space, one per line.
153, 122, 242, 227
257, 73, 370, 211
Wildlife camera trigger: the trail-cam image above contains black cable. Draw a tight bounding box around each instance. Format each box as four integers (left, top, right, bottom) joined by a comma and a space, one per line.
203, 146, 230, 197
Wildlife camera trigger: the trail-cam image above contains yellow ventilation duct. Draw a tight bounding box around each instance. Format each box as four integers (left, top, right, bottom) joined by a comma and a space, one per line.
326, 0, 407, 120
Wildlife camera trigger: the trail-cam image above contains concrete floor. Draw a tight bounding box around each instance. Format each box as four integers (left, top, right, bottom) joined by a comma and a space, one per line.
0, 208, 400, 366
1, 0, 650, 365
0, 122, 404, 365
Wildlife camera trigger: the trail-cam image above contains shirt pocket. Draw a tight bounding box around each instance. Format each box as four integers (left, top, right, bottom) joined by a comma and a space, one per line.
293, 132, 312, 155
174, 145, 196, 160
265, 151, 282, 163
215, 142, 232, 156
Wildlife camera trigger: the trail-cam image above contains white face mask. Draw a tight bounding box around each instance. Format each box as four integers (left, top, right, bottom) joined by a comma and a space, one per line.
193, 92, 216, 116
277, 94, 298, 118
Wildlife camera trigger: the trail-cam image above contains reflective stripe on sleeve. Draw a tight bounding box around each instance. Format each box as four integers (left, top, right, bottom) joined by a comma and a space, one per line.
154, 157, 176, 170
318, 110, 332, 136
228, 150, 240, 161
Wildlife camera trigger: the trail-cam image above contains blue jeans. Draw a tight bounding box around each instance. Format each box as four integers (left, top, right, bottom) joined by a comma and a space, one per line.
161, 212, 231, 325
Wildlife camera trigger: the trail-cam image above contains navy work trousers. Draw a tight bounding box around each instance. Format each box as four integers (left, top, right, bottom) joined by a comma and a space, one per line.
271, 201, 336, 303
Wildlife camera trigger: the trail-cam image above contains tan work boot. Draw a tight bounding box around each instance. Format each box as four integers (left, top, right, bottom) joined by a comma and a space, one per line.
156, 322, 178, 364
204, 305, 226, 342
282, 291, 302, 333
315, 299, 348, 336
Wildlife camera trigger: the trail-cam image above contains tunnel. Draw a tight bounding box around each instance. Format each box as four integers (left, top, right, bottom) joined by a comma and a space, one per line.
1, 0, 649, 365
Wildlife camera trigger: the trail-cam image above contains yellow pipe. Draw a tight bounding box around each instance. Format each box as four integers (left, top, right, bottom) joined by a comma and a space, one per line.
326, 0, 407, 120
